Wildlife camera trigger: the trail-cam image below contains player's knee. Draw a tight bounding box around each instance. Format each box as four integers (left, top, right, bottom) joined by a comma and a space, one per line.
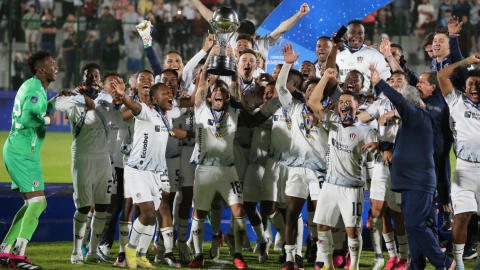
143, 209, 157, 224
453, 212, 472, 228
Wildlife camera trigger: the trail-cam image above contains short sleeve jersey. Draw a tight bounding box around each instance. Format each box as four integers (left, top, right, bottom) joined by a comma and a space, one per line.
322, 111, 377, 187
4, 78, 49, 158
445, 89, 480, 162
126, 103, 171, 171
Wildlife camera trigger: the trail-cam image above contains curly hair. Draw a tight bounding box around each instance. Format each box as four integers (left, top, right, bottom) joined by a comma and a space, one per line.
80, 63, 101, 77
27, 50, 51, 75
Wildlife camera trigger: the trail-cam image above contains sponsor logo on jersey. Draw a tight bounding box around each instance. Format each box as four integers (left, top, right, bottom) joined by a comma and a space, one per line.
33, 181, 39, 187
141, 133, 148, 158
332, 138, 354, 153
357, 57, 363, 63
31, 96, 38, 103
349, 133, 357, 140
136, 193, 141, 199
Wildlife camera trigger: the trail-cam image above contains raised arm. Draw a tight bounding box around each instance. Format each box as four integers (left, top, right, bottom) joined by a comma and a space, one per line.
310, 68, 336, 120
269, 3, 310, 44
437, 54, 480, 97
379, 38, 402, 72
136, 20, 163, 76
195, 45, 219, 107
181, 34, 213, 89
447, 16, 466, 64
276, 43, 300, 111
190, 0, 214, 21
112, 78, 143, 116
226, 45, 241, 104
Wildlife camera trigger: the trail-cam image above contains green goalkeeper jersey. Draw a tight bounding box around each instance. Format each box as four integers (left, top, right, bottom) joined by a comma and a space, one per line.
3, 77, 52, 159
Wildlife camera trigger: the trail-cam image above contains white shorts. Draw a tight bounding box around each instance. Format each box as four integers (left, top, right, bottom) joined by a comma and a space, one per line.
124, 166, 169, 211
180, 146, 196, 187
261, 157, 288, 206
233, 144, 249, 183
243, 163, 265, 203
193, 165, 243, 211
452, 159, 480, 215
285, 167, 324, 200
166, 157, 180, 193
314, 182, 364, 228
123, 155, 132, 199
369, 164, 401, 212
71, 154, 112, 208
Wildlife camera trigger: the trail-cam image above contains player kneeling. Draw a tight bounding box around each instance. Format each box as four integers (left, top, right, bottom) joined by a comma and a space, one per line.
113, 81, 193, 269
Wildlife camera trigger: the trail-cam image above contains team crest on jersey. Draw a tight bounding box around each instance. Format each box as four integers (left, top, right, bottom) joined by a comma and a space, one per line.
357, 57, 363, 63
136, 193, 141, 199
349, 133, 357, 140
31, 96, 38, 103
33, 181, 39, 187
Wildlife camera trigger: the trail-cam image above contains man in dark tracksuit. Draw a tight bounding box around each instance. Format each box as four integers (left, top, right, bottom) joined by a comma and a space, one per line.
369, 68, 455, 270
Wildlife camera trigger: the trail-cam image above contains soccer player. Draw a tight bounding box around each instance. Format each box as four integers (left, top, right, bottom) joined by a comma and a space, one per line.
367, 65, 455, 270
309, 67, 377, 270
277, 43, 329, 270
187, 44, 247, 269
113, 80, 194, 269
437, 54, 480, 270
0, 51, 56, 270
49, 63, 115, 264
336, 20, 391, 94
315, 36, 333, 78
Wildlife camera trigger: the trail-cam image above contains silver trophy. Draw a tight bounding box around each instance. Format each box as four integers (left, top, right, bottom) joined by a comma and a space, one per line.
207, 7, 240, 76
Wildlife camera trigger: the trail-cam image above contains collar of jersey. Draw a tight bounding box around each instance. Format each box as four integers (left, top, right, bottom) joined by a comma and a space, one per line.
342, 41, 365, 53
432, 54, 450, 67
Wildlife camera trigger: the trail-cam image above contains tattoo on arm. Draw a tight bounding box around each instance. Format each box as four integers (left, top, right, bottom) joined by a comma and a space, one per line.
230, 82, 241, 102
452, 59, 468, 74
387, 56, 402, 72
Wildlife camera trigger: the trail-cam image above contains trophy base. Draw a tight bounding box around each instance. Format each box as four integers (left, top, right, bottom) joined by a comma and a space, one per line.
207, 55, 237, 76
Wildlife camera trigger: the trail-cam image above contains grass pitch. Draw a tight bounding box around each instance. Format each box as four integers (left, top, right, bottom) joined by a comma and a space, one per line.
18, 241, 473, 269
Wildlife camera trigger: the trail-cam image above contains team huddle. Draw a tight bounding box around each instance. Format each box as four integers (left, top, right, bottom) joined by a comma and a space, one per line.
2, 1, 480, 270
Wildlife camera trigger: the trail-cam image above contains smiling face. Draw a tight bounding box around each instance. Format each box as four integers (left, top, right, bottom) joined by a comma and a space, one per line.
416, 73, 436, 99
338, 94, 359, 121
83, 67, 101, 94
466, 76, 480, 103
263, 85, 276, 102
238, 52, 257, 80
300, 62, 316, 81
152, 84, 174, 112
41, 56, 58, 83
342, 71, 363, 93
164, 53, 183, 70
272, 64, 282, 80
137, 71, 155, 96
161, 71, 179, 94
390, 73, 407, 90
103, 76, 123, 104
209, 82, 229, 110
346, 23, 365, 49
433, 33, 450, 58
236, 39, 252, 53
316, 38, 332, 63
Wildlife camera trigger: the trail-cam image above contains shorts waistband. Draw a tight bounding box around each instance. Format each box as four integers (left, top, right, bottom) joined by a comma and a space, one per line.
457, 158, 480, 168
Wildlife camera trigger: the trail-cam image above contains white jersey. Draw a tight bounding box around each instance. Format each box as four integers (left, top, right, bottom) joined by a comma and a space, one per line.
336, 45, 391, 94
190, 101, 240, 166
365, 98, 399, 143
260, 97, 292, 161
322, 111, 377, 187
51, 91, 114, 156
165, 98, 183, 158
107, 104, 123, 162
126, 103, 172, 171
445, 89, 480, 162
248, 108, 272, 166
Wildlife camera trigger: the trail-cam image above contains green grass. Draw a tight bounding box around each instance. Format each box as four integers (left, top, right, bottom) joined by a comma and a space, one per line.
18, 241, 473, 269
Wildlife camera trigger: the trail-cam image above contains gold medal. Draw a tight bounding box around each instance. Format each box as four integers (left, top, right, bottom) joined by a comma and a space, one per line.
124, 83, 131, 89
215, 132, 222, 138
306, 125, 312, 130
287, 123, 291, 130
306, 134, 312, 138
216, 123, 221, 128
170, 131, 175, 137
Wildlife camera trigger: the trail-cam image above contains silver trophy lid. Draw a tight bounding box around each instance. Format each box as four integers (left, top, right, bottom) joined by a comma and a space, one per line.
210, 7, 240, 34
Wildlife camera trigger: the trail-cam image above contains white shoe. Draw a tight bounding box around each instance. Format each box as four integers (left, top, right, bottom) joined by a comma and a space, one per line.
164, 252, 181, 268
209, 235, 221, 260
100, 243, 111, 256
370, 257, 385, 270
178, 241, 191, 261
84, 251, 107, 263
113, 252, 126, 268
154, 244, 165, 263
71, 253, 85, 264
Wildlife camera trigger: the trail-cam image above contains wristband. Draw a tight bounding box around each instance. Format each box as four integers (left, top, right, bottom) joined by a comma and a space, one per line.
44, 116, 51, 125
386, 54, 393, 58
449, 34, 461, 37
142, 36, 153, 48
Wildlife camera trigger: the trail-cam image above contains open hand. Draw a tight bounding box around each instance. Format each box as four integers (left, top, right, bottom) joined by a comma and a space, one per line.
282, 42, 301, 64
366, 65, 381, 84
447, 16, 463, 35
379, 38, 391, 58
361, 142, 379, 152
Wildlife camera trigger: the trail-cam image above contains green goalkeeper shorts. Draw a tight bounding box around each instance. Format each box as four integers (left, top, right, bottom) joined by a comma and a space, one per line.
3, 150, 44, 193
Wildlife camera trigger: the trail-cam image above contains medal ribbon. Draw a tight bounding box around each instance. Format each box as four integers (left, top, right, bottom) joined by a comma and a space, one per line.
304, 104, 312, 138
211, 104, 229, 137
154, 106, 175, 137
465, 96, 480, 111
282, 106, 291, 130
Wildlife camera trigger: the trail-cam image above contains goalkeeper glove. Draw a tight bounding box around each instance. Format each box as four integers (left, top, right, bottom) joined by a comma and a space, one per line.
135, 20, 154, 48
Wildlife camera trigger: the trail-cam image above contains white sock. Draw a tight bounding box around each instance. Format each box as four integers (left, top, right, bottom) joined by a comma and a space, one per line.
82, 211, 93, 245
307, 211, 317, 239
397, 234, 409, 260
178, 218, 189, 242
453, 243, 465, 266
161, 227, 174, 254
191, 217, 205, 256
383, 231, 397, 258
296, 214, 304, 256
252, 224, 267, 244
348, 237, 361, 269
265, 224, 273, 240
137, 225, 155, 256
73, 211, 87, 254
317, 231, 333, 267
370, 217, 383, 257
268, 210, 286, 244
119, 221, 130, 253
0, 243, 12, 254
233, 216, 247, 254
12, 238, 28, 256
128, 219, 147, 249
88, 211, 107, 253
285, 244, 296, 262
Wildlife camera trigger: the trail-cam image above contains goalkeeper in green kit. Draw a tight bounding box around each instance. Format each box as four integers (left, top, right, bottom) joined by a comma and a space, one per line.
0, 51, 57, 270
